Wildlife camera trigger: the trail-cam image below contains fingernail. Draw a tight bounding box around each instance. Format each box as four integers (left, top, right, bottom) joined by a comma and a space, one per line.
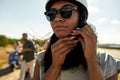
74, 40, 79, 43
76, 28, 81, 30
72, 30, 77, 33
70, 32, 74, 35
70, 36, 76, 39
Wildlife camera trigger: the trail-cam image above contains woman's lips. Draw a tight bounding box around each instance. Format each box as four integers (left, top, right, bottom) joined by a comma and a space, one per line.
53, 25, 67, 31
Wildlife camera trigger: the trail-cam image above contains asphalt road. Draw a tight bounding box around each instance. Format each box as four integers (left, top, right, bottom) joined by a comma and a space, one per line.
0, 69, 20, 80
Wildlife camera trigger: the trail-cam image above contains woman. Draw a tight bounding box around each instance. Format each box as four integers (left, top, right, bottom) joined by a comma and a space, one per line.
32, 0, 119, 80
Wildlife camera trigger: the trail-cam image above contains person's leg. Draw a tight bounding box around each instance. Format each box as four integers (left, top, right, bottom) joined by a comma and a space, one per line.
19, 61, 27, 80
9, 64, 14, 72
28, 60, 35, 79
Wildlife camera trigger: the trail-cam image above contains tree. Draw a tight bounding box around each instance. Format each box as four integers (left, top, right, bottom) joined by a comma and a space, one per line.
0, 35, 8, 46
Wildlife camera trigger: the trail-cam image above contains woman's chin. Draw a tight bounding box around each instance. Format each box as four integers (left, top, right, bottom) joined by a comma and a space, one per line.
56, 34, 70, 38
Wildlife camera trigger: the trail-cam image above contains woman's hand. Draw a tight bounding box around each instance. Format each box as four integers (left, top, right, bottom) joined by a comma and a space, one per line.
71, 25, 105, 80
51, 36, 78, 68
42, 36, 78, 80
71, 24, 97, 61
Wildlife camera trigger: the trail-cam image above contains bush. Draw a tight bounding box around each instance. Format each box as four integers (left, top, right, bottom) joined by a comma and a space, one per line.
0, 35, 19, 47
0, 35, 8, 46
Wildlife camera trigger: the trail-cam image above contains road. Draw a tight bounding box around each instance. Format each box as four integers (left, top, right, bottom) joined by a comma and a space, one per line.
0, 48, 120, 80
0, 69, 20, 80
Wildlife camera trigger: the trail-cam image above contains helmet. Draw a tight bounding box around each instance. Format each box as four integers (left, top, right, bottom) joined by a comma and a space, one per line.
76, 0, 88, 9
45, 0, 88, 26
45, 0, 88, 11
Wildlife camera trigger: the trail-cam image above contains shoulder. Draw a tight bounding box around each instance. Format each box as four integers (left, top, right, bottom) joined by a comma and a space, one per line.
37, 50, 45, 63
97, 52, 118, 79
97, 52, 117, 65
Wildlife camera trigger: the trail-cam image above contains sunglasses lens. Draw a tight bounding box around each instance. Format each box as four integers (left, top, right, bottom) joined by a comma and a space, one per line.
60, 8, 72, 18
45, 9, 57, 21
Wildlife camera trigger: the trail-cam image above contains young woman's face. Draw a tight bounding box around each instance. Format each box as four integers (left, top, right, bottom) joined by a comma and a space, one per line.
50, 1, 79, 38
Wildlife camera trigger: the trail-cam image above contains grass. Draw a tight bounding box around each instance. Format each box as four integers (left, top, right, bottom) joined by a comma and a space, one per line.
0, 60, 8, 69
0, 53, 9, 69
118, 74, 120, 80
0, 45, 13, 69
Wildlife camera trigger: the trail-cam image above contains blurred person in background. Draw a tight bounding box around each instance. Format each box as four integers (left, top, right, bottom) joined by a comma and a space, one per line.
19, 33, 35, 80
8, 41, 22, 71
34, 40, 40, 58
43, 39, 50, 50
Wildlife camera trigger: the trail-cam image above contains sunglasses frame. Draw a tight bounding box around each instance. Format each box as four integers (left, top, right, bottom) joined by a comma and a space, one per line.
44, 5, 78, 21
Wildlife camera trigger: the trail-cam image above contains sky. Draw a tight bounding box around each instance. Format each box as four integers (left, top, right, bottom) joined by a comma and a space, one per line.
0, 0, 120, 44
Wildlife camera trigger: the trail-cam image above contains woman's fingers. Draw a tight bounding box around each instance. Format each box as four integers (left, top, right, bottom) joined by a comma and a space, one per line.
51, 36, 78, 66
72, 25, 97, 47
70, 25, 97, 59
51, 36, 78, 54
84, 25, 97, 49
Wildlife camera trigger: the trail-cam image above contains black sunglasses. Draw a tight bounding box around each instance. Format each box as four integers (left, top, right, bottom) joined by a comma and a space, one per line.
44, 5, 78, 21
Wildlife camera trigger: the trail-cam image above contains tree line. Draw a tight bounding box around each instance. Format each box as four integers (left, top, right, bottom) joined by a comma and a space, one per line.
0, 35, 47, 47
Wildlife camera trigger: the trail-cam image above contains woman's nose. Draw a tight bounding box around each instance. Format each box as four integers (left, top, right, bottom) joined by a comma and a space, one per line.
53, 13, 65, 22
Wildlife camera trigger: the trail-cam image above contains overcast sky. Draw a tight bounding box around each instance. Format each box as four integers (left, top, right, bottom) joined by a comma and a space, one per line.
0, 0, 120, 44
